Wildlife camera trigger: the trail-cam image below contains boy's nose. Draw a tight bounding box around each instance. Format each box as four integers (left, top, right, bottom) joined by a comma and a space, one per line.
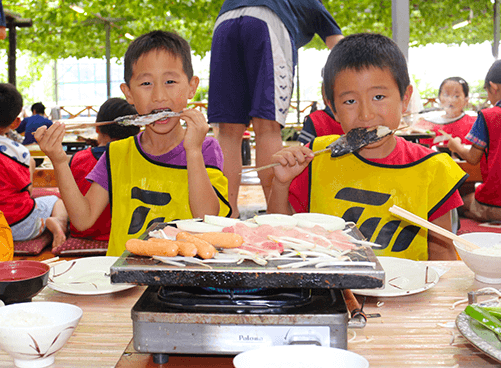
358, 101, 375, 122
152, 84, 168, 102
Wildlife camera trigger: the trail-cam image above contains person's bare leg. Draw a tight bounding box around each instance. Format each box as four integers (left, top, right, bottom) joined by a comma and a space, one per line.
46, 199, 68, 249
217, 123, 247, 218
252, 117, 283, 205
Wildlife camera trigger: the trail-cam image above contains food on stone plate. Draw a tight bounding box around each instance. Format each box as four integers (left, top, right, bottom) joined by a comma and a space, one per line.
176, 232, 217, 259
194, 232, 244, 249
125, 238, 183, 257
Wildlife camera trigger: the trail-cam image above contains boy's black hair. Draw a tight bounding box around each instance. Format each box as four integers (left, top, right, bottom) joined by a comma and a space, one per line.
96, 98, 140, 140
31, 102, 45, 115
123, 30, 193, 85
323, 33, 410, 112
438, 77, 469, 98
0, 83, 23, 128
484, 60, 501, 89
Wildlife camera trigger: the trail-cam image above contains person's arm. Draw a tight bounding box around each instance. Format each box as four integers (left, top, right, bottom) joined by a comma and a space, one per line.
324, 34, 343, 50
448, 137, 484, 165
267, 146, 314, 214
182, 109, 220, 218
34, 122, 109, 230
428, 211, 458, 260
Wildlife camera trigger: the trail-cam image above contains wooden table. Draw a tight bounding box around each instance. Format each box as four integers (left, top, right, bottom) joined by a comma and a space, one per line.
0, 261, 499, 367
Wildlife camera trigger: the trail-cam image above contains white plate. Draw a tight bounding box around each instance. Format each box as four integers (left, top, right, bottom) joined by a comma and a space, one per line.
233, 345, 369, 368
292, 213, 345, 231
48, 256, 135, 295
352, 256, 439, 297
254, 214, 298, 227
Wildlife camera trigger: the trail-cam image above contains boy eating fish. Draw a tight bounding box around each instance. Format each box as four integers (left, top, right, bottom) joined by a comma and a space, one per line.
35, 30, 231, 256
267, 33, 466, 261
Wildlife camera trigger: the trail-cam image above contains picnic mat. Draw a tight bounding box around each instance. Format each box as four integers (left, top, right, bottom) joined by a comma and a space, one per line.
457, 217, 501, 235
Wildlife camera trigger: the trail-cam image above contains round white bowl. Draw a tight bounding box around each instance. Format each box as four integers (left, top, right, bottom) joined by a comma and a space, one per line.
453, 232, 501, 284
233, 345, 369, 368
0, 301, 82, 368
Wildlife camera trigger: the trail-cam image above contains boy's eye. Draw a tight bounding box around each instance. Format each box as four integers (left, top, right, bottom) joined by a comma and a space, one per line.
344, 99, 356, 105
373, 94, 385, 101
166, 80, 175, 85
140, 81, 151, 86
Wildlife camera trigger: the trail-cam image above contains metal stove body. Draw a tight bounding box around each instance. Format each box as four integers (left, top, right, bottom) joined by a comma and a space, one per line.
111, 223, 385, 360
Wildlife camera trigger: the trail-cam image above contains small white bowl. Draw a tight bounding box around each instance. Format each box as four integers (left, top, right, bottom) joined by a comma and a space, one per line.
233, 345, 369, 368
0, 301, 82, 368
453, 232, 501, 284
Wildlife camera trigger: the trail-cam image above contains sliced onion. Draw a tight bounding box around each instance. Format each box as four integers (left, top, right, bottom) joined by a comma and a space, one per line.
204, 215, 241, 227
254, 214, 298, 227
176, 220, 225, 233
292, 213, 345, 231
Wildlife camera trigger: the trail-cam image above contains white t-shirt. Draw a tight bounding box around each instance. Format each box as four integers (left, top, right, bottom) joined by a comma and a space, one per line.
0, 135, 31, 165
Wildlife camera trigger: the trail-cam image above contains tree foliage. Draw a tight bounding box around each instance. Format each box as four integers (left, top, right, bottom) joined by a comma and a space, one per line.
2, 0, 498, 60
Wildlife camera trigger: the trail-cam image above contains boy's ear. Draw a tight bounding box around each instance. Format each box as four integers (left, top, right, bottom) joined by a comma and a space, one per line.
188, 76, 200, 100
401, 84, 413, 113
120, 83, 134, 105
489, 81, 500, 94
10, 117, 21, 130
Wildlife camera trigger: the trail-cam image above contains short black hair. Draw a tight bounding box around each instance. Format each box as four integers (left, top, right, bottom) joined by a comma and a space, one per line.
31, 102, 45, 115
0, 83, 23, 128
438, 77, 469, 98
484, 60, 501, 89
96, 98, 140, 140
123, 30, 193, 86
323, 33, 410, 112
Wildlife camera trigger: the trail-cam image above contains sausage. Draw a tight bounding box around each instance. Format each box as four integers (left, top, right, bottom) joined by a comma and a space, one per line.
176, 232, 217, 259
125, 238, 179, 257
194, 232, 243, 249
176, 240, 198, 257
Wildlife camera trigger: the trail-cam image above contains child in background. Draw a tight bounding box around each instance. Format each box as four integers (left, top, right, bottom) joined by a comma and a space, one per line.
414, 77, 475, 148
16, 102, 54, 145
35, 30, 231, 257
298, 80, 343, 145
268, 33, 467, 261
0, 83, 68, 249
68, 98, 140, 242
448, 60, 501, 222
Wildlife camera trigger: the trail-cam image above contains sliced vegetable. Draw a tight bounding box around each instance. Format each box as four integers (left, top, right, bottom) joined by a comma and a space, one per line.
464, 305, 501, 337
478, 305, 501, 320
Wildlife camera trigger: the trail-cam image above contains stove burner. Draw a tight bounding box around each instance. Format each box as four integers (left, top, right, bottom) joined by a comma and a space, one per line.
157, 286, 317, 314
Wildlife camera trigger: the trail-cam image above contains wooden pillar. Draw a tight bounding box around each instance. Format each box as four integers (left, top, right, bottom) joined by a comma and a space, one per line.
392, 0, 410, 61
8, 24, 16, 86
494, 0, 500, 59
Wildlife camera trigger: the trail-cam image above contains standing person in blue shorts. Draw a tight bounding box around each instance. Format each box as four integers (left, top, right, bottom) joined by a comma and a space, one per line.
16, 102, 53, 145
208, 0, 343, 218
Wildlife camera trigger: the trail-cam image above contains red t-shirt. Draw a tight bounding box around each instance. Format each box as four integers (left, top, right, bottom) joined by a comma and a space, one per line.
415, 114, 475, 148
289, 137, 462, 222
0, 152, 35, 225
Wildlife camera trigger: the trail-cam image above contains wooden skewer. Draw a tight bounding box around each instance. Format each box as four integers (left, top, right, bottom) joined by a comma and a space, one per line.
389, 205, 480, 251
240, 147, 331, 175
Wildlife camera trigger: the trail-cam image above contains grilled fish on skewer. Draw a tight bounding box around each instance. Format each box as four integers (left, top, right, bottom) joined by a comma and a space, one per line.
327, 126, 393, 158
64, 109, 182, 130
242, 126, 395, 174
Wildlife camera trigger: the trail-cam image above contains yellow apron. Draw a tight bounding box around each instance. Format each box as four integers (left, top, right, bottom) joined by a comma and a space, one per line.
0, 211, 13, 262
107, 137, 231, 256
310, 135, 466, 260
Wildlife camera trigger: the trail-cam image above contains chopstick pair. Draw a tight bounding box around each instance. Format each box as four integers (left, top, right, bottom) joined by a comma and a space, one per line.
389, 205, 480, 251
41, 257, 68, 268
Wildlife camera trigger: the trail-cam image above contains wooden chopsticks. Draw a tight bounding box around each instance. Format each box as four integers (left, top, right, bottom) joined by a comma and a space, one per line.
389, 205, 480, 251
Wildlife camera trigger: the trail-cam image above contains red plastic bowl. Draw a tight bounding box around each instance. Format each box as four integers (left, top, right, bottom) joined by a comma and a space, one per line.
0, 261, 50, 304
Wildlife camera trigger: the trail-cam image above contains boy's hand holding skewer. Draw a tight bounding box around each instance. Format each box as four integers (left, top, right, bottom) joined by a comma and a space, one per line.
271, 146, 315, 184
181, 108, 210, 154
34, 122, 68, 166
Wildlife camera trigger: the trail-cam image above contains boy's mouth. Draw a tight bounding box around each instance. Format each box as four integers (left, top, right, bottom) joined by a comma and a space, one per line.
150, 108, 173, 125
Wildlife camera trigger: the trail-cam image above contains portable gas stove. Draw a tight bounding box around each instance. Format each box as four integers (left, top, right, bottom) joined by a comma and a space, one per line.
111, 223, 384, 364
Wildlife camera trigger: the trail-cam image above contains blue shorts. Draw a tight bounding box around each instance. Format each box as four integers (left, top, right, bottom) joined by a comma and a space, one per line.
10, 195, 60, 241
208, 8, 294, 127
